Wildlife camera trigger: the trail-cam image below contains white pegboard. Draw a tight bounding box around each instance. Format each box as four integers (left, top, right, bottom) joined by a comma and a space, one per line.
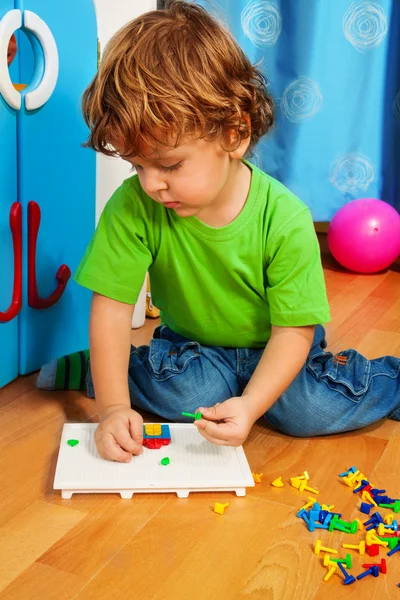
54, 423, 255, 499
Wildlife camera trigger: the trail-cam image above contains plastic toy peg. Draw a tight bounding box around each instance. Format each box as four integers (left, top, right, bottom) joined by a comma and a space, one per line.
380, 501, 400, 514
253, 473, 264, 484
213, 502, 229, 515
160, 457, 170, 466
314, 540, 338, 555
309, 502, 322, 518
305, 515, 317, 532
387, 543, 400, 557
384, 514, 394, 525
330, 553, 352, 569
342, 540, 365, 555
366, 532, 388, 548
329, 515, 352, 533
181, 411, 202, 420
299, 480, 319, 494
270, 475, 284, 487
323, 564, 339, 582
300, 512, 312, 530
365, 543, 380, 557
295, 470, 310, 481
362, 558, 387, 574
337, 561, 356, 585
353, 480, 370, 494
346, 520, 359, 534
370, 488, 386, 498
357, 565, 380, 580
290, 477, 303, 489
386, 520, 398, 531
323, 554, 336, 568
67, 439, 79, 447
360, 502, 372, 515
342, 475, 357, 488
144, 423, 162, 436
378, 523, 390, 536
332, 518, 357, 534
353, 472, 367, 484
339, 466, 357, 477
377, 497, 393, 505
355, 518, 364, 531
321, 504, 334, 512
300, 497, 317, 510
379, 538, 400, 550
367, 512, 384, 526
362, 490, 378, 507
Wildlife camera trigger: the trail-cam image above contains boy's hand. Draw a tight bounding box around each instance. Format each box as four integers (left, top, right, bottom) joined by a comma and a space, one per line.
95, 405, 143, 462
194, 397, 256, 446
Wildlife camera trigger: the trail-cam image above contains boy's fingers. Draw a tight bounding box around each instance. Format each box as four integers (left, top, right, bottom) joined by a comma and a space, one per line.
196, 426, 229, 446
101, 432, 132, 462
115, 427, 141, 455
128, 418, 143, 454
198, 404, 224, 421
195, 419, 229, 442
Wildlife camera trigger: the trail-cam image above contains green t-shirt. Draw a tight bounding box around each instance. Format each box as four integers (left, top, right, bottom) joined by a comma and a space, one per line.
74, 161, 331, 348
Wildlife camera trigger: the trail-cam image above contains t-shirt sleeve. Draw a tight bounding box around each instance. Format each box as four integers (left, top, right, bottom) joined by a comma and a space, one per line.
266, 208, 331, 327
74, 182, 154, 304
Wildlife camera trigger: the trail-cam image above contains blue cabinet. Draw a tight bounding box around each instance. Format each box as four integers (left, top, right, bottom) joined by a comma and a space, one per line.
0, 0, 97, 387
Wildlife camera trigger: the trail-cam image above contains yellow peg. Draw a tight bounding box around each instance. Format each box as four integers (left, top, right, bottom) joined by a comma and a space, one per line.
323, 554, 337, 567
299, 480, 319, 494
384, 514, 394, 525
323, 564, 338, 582
213, 502, 229, 515
354, 518, 364, 531
301, 497, 317, 510
342, 540, 365, 555
362, 490, 378, 507
290, 477, 303, 489
315, 540, 338, 555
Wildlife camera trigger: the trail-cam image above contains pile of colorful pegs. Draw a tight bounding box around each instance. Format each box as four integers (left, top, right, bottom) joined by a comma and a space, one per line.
293, 466, 399, 585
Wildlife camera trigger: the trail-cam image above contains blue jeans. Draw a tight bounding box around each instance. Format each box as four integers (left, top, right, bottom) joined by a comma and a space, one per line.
86, 325, 400, 437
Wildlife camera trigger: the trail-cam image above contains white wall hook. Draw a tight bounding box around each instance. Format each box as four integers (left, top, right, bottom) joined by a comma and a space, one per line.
23, 10, 58, 110
0, 9, 22, 110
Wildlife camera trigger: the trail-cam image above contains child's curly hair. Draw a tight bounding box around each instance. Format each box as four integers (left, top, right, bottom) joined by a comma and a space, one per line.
82, 0, 274, 158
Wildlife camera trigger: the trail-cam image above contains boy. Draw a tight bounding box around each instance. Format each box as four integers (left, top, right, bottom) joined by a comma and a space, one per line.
37, 1, 400, 462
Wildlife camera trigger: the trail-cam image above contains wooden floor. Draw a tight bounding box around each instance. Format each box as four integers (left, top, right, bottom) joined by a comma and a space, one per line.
1, 255, 400, 600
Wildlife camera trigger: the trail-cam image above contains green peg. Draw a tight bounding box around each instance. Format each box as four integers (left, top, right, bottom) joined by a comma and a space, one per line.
181, 411, 202, 420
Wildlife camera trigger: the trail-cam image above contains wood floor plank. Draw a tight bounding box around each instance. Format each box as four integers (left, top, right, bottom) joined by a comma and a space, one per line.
0, 501, 86, 593
69, 496, 323, 600
38, 495, 171, 578
356, 329, 400, 358
0, 562, 86, 600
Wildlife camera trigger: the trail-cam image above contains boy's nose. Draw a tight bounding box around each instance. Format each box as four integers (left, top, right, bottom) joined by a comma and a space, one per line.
142, 170, 168, 196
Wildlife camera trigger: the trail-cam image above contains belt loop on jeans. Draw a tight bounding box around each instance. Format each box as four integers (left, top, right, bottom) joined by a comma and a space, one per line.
333, 354, 348, 365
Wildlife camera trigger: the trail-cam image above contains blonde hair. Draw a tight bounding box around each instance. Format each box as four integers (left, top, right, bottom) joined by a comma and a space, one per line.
82, 0, 274, 158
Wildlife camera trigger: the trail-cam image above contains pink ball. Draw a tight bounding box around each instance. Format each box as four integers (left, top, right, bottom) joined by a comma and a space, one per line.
328, 198, 400, 273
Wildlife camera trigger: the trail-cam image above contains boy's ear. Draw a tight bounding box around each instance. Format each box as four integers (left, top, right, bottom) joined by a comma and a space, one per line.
227, 114, 251, 159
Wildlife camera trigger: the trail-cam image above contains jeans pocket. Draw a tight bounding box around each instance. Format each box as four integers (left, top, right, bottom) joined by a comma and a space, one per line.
148, 338, 201, 382
306, 349, 371, 403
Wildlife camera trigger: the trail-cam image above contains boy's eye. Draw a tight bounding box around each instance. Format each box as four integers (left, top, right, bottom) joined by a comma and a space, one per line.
161, 162, 182, 173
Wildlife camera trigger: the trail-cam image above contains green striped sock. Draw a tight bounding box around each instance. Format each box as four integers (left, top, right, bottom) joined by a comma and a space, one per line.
54, 350, 90, 390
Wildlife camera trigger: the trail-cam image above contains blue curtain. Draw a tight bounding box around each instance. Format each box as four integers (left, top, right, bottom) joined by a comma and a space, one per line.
198, 0, 399, 221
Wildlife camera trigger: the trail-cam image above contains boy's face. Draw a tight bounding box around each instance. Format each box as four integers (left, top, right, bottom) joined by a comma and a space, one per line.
127, 136, 244, 219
